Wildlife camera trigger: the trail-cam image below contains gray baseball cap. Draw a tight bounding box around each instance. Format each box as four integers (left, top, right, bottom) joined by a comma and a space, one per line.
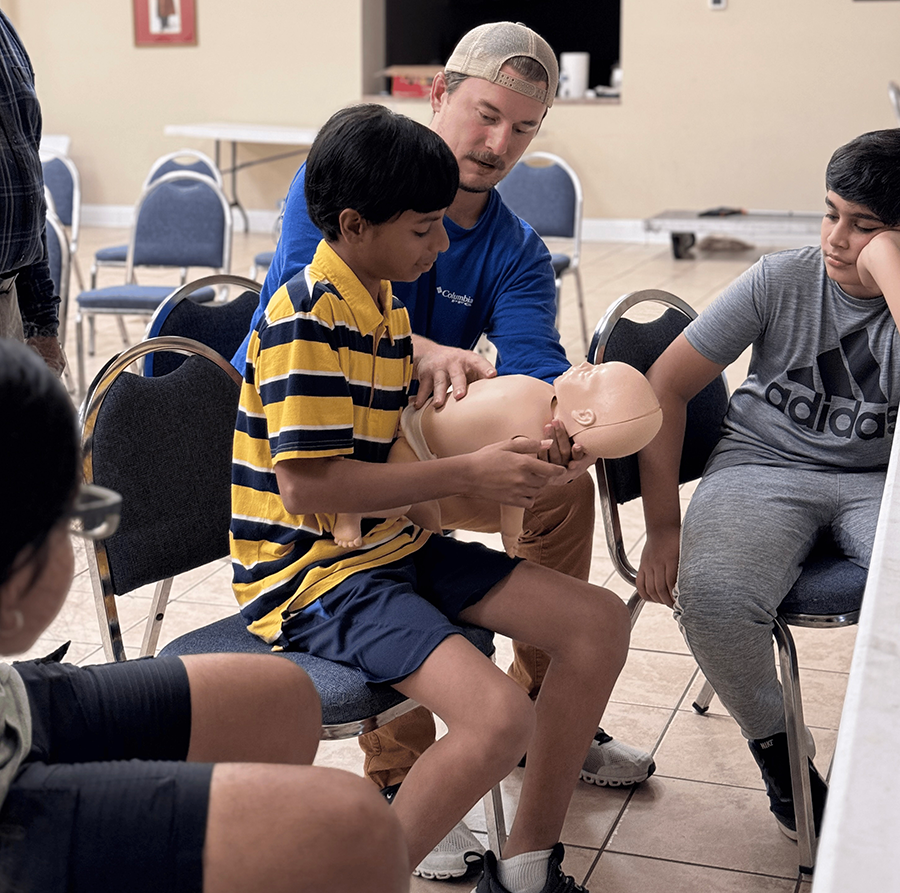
444, 22, 559, 108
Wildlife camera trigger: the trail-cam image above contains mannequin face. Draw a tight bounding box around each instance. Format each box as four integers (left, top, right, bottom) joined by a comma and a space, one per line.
0, 524, 74, 656
553, 361, 663, 459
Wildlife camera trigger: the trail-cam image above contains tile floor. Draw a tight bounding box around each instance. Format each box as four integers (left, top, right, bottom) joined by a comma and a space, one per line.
34, 224, 851, 892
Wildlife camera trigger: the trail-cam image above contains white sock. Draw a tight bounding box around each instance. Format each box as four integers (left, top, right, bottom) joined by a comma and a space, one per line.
496, 848, 553, 893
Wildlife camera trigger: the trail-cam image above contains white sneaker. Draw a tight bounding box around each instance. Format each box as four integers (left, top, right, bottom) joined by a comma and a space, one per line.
579, 728, 656, 787
413, 820, 485, 880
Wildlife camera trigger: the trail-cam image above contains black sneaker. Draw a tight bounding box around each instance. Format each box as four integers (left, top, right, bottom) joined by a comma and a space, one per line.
748, 732, 827, 839
379, 782, 402, 804
473, 843, 587, 893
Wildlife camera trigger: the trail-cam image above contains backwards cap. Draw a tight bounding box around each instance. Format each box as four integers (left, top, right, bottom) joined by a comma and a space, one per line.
444, 21, 558, 108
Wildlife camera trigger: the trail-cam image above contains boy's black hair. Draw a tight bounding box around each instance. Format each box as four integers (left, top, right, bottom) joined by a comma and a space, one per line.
826, 129, 900, 227
305, 104, 459, 242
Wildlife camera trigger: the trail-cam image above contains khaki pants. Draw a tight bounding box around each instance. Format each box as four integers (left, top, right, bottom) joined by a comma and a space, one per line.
0, 278, 24, 342
358, 472, 596, 788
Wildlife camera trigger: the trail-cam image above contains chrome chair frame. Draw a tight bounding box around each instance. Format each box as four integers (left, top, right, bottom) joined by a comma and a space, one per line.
40, 148, 85, 290
889, 80, 900, 126
142, 273, 261, 376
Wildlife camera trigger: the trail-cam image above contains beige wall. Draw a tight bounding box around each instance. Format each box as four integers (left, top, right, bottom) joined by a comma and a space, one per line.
527, 0, 900, 220
12, 0, 365, 217
11, 0, 900, 226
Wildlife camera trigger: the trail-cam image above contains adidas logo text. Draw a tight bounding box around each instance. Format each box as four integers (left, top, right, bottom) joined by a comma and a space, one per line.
765, 383, 897, 440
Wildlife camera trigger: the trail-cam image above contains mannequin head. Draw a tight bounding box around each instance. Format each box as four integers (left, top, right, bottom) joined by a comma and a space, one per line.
553, 361, 662, 459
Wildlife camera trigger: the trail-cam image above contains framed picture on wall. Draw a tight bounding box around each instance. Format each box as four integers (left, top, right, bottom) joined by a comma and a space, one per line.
134, 0, 197, 46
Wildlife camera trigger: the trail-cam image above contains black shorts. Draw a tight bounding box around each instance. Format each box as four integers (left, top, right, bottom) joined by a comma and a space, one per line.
0, 655, 212, 893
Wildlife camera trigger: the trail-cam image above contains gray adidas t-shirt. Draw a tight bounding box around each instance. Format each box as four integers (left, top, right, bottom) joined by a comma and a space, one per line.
685, 245, 899, 474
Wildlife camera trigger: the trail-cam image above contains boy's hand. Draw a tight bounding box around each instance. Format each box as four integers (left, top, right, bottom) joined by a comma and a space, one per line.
412, 336, 496, 409
539, 418, 592, 483
465, 437, 566, 506
636, 526, 681, 607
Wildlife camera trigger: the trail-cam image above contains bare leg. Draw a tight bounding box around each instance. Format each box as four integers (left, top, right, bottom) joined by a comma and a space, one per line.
461, 562, 630, 857
181, 653, 321, 765
180, 654, 410, 892
390, 636, 536, 870
203, 763, 410, 893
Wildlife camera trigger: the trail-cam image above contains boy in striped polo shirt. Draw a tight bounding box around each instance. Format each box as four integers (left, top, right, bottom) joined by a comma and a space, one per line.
231, 103, 630, 893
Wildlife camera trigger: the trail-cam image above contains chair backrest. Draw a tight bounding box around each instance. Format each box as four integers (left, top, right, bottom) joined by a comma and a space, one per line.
589, 289, 730, 505
143, 274, 261, 377
588, 289, 729, 586
495, 151, 583, 264
40, 149, 81, 249
44, 206, 71, 342
80, 337, 242, 661
145, 148, 223, 187
890, 81, 900, 125
126, 171, 233, 277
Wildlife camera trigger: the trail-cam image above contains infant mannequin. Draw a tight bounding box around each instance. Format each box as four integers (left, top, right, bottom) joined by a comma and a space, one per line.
332, 361, 662, 554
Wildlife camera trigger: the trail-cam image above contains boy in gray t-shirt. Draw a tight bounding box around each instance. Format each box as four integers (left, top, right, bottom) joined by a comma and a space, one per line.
635, 129, 900, 840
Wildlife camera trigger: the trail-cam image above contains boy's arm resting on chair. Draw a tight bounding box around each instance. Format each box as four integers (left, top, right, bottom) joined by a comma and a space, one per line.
637, 334, 727, 607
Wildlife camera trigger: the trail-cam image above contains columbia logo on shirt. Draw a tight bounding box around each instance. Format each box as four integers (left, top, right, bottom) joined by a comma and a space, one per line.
436, 285, 473, 307
764, 328, 897, 440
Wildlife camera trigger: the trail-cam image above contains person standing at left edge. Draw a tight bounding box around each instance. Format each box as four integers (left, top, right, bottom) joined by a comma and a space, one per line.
0, 9, 66, 376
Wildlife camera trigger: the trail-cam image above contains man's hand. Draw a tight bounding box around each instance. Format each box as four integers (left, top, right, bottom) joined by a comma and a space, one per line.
412, 335, 496, 409
26, 335, 66, 378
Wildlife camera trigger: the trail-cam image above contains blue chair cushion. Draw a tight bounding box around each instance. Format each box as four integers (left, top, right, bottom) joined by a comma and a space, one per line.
780, 555, 867, 617
94, 245, 128, 264
254, 250, 275, 267
159, 613, 494, 727
77, 285, 215, 311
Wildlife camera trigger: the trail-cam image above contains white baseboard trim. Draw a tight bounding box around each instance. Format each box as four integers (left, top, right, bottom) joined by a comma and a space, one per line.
582, 218, 669, 243
81, 206, 662, 241
77, 210, 815, 248
81, 204, 134, 228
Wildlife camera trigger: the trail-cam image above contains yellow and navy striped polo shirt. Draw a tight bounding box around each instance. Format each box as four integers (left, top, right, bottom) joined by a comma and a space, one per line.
231, 241, 431, 645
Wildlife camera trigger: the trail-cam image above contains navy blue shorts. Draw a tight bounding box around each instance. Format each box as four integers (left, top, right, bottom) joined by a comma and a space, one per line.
0, 655, 211, 893
281, 534, 522, 684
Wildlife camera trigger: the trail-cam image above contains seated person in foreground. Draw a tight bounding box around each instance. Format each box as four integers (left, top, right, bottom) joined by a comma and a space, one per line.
0, 338, 409, 893
635, 129, 900, 841
230, 103, 632, 893
333, 360, 662, 554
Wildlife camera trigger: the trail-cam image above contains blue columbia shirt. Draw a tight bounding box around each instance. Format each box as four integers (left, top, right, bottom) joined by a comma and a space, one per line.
234, 162, 569, 384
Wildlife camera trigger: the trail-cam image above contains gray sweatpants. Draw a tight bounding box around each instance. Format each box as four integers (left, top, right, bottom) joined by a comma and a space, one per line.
674, 462, 883, 740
